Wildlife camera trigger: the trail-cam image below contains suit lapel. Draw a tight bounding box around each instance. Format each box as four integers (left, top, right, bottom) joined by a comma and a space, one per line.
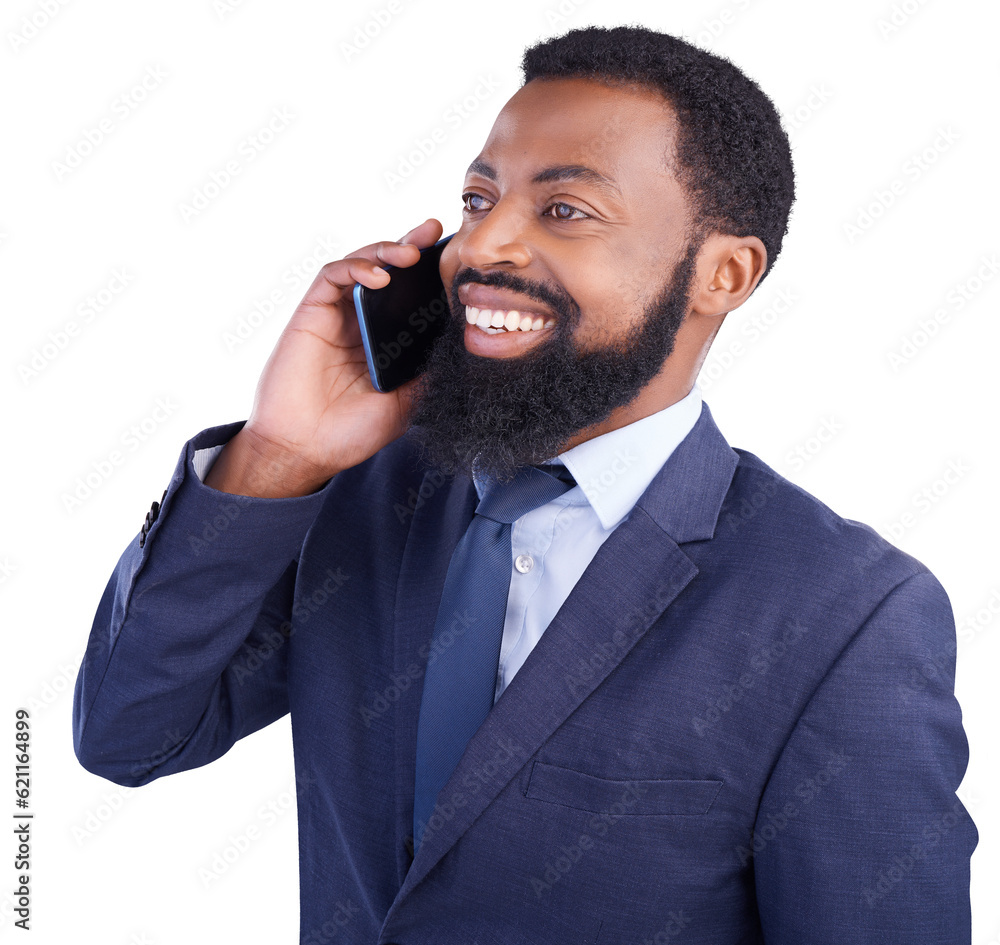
389, 403, 739, 907
391, 463, 477, 884
395, 506, 698, 900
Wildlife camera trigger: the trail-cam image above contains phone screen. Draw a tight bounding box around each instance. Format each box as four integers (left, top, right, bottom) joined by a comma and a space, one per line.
353, 234, 453, 392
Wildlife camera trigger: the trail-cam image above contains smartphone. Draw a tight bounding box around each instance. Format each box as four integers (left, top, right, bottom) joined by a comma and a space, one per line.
353, 234, 454, 392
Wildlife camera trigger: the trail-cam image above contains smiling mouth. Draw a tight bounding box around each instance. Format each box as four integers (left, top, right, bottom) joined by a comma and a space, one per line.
464, 305, 555, 334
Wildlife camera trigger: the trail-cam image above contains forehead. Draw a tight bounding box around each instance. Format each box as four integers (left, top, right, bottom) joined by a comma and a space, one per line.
472, 77, 679, 184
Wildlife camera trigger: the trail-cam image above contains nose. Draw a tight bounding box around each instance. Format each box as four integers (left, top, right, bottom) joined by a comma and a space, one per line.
457, 198, 533, 271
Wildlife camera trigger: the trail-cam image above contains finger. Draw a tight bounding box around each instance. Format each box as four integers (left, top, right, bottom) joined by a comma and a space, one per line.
344, 221, 443, 269
330, 220, 445, 277
296, 255, 392, 309
398, 218, 444, 247
297, 222, 445, 308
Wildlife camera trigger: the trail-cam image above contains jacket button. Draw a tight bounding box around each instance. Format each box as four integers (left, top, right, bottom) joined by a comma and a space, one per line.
139, 490, 167, 548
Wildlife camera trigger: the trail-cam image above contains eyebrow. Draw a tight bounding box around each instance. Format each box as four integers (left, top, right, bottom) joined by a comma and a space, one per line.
466, 159, 622, 198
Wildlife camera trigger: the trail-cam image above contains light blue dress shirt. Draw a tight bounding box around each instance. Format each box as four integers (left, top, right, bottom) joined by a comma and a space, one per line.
474, 386, 703, 700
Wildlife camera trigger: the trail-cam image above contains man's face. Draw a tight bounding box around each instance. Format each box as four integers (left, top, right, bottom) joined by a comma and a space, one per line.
409, 77, 702, 478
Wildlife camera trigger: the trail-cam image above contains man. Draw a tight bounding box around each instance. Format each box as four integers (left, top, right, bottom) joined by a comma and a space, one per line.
73, 25, 975, 944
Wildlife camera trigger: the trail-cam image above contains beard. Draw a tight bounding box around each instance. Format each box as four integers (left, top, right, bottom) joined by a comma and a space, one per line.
408, 242, 700, 481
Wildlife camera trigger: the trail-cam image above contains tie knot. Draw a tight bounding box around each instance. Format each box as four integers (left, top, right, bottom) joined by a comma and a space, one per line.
476, 464, 574, 525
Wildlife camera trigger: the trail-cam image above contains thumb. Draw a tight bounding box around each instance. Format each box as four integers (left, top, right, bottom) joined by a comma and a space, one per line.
393, 372, 428, 424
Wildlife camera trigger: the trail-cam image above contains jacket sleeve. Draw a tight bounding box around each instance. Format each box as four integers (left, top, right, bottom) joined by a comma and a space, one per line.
753, 569, 977, 943
72, 422, 333, 786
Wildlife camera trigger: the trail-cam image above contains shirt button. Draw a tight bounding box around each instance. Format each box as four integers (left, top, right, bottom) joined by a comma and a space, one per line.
514, 554, 534, 574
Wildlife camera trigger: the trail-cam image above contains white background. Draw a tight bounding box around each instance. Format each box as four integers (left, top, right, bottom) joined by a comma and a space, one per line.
2, 0, 997, 941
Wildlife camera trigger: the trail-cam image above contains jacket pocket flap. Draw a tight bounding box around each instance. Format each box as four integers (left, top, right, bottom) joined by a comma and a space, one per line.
525, 761, 723, 815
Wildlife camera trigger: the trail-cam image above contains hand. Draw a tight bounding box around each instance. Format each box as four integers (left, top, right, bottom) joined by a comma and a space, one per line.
205, 218, 444, 497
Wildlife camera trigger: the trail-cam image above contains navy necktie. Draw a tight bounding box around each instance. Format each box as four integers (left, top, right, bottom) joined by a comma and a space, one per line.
412, 463, 574, 851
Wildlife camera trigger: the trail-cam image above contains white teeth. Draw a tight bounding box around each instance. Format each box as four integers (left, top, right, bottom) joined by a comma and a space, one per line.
464, 305, 553, 333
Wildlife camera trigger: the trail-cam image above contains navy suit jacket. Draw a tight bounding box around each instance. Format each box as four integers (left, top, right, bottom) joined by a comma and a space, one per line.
73, 403, 975, 944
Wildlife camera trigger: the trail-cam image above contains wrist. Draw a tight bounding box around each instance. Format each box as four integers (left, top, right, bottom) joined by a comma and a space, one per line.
203, 428, 336, 498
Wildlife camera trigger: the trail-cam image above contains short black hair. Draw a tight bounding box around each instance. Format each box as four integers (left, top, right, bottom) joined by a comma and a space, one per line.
522, 25, 795, 283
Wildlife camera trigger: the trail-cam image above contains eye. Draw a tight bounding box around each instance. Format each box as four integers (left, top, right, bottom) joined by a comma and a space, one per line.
462, 192, 493, 213
544, 202, 588, 221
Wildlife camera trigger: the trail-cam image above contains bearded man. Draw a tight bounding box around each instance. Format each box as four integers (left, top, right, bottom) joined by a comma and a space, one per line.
74, 24, 974, 945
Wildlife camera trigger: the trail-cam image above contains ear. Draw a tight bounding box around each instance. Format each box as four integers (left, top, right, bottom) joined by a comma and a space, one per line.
687, 234, 767, 318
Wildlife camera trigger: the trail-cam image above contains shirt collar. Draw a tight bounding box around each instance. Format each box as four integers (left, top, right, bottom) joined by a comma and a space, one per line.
472, 387, 704, 531
558, 386, 703, 530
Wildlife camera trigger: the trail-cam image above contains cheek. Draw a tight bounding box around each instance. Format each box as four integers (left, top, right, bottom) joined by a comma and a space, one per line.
547, 265, 630, 329
602, 241, 678, 310
551, 241, 650, 304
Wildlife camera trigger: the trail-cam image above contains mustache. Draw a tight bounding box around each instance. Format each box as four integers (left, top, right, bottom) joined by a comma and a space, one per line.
450, 267, 580, 322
